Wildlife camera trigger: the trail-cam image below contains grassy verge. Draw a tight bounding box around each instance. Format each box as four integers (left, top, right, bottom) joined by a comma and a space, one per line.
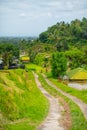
49, 77, 87, 103
26, 64, 44, 72
38, 73, 87, 130
0, 69, 49, 130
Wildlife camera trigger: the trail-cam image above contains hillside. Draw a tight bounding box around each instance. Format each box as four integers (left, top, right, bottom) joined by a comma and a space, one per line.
39, 17, 87, 46
0, 69, 49, 130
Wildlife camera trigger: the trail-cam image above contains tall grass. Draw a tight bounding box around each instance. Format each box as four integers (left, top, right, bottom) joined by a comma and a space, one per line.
49, 78, 87, 103
0, 70, 49, 130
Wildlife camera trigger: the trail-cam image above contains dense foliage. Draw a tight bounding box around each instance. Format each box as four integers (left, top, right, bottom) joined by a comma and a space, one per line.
51, 52, 67, 77
39, 17, 87, 46
0, 43, 19, 67
25, 18, 87, 72
38, 17, 87, 71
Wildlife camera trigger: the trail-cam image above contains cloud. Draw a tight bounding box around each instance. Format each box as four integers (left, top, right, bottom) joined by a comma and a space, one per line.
39, 0, 87, 12
19, 13, 27, 17
0, 0, 87, 36
1, 0, 87, 15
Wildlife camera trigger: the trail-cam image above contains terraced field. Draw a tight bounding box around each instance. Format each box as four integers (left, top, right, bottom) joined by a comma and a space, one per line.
0, 69, 49, 130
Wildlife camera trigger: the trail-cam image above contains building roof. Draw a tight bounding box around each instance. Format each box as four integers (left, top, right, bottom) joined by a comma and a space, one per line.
67, 68, 87, 80
21, 56, 30, 61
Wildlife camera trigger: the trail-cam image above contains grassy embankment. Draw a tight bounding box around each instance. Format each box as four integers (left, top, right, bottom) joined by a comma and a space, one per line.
38, 73, 87, 130
0, 69, 49, 130
26, 64, 44, 72
48, 76, 87, 103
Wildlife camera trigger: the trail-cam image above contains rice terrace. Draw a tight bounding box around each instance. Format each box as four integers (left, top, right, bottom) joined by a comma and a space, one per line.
0, 0, 87, 129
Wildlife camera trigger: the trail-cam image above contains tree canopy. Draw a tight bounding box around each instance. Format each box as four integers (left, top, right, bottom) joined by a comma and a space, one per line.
0, 43, 19, 67
39, 18, 87, 49
51, 52, 67, 77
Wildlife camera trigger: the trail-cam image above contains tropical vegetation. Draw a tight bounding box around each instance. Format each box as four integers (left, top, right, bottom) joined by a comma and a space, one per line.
0, 17, 87, 130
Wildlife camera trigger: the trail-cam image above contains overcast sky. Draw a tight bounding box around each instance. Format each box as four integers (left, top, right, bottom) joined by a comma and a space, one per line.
0, 0, 87, 37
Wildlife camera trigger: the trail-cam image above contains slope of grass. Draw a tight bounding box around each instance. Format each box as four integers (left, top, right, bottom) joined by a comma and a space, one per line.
38, 73, 87, 130
0, 69, 49, 130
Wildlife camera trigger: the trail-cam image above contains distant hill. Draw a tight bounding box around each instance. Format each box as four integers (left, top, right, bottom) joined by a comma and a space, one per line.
0, 36, 37, 44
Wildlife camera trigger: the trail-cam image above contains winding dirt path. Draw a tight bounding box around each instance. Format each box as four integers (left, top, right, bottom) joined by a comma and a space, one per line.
42, 74, 87, 119
34, 73, 64, 130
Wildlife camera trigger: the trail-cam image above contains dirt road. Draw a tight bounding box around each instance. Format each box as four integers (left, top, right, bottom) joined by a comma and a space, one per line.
43, 74, 87, 119
34, 73, 64, 130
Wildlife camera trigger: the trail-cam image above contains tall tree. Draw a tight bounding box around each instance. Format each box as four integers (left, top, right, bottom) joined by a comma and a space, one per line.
51, 52, 67, 77
0, 43, 19, 68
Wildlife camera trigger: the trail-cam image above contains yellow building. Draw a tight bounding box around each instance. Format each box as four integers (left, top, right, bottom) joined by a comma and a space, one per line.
20, 56, 30, 63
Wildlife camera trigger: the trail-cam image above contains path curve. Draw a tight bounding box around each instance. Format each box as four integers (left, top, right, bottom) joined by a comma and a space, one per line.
33, 72, 64, 130
42, 74, 87, 119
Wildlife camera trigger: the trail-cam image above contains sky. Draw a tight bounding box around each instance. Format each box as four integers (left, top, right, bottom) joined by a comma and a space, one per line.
0, 0, 87, 37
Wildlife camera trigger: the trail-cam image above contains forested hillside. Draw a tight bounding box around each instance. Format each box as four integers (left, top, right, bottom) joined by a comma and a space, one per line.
39, 17, 87, 46
29, 18, 87, 71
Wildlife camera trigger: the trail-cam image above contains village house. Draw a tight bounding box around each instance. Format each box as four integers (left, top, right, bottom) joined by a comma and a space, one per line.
20, 56, 30, 63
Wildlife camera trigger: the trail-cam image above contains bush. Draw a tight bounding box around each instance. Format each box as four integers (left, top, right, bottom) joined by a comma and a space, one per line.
20, 64, 25, 69
51, 52, 67, 77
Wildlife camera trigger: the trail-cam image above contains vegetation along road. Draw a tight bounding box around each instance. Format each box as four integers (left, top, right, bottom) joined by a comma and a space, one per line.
42, 74, 87, 119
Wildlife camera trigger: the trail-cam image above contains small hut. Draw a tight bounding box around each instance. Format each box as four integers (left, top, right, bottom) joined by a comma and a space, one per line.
67, 68, 87, 81
20, 56, 30, 63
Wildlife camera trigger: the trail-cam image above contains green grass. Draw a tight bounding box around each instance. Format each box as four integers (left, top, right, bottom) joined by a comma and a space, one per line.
4, 122, 35, 130
0, 69, 49, 130
26, 64, 44, 72
49, 78, 87, 103
38, 73, 87, 130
